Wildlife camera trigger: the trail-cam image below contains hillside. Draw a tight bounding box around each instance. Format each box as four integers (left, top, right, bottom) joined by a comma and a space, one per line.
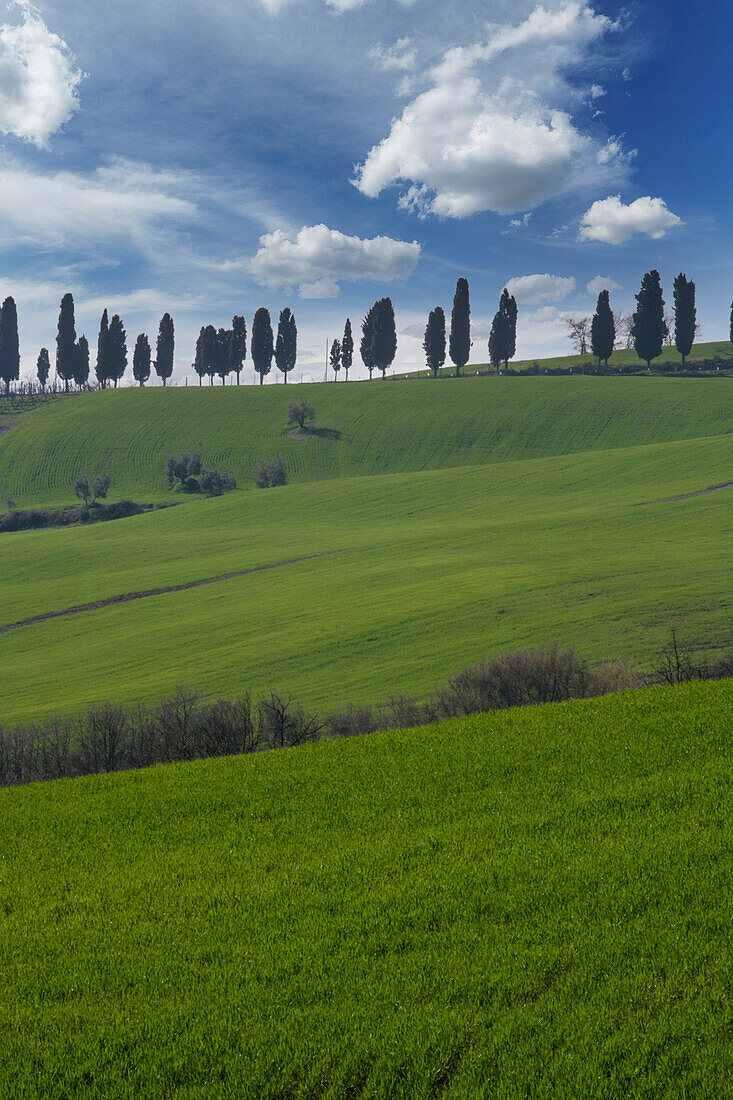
0, 375, 731, 505
0, 428, 730, 723
1, 679, 732, 1097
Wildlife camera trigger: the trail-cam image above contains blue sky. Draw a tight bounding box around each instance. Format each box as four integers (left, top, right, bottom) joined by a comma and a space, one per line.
0, 0, 730, 380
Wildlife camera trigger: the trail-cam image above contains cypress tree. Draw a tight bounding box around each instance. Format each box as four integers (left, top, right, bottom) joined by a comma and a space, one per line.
133, 334, 151, 386
361, 306, 376, 379
0, 297, 20, 393
155, 313, 174, 387
371, 297, 397, 379
275, 308, 297, 382
73, 335, 90, 388
488, 309, 506, 372
108, 314, 127, 387
56, 293, 76, 392
194, 327, 207, 386
673, 273, 696, 366
229, 316, 247, 384
199, 324, 217, 385
341, 318, 353, 380
36, 348, 50, 391
329, 338, 341, 379
499, 288, 517, 368
216, 327, 231, 384
631, 270, 666, 368
449, 277, 470, 376
96, 309, 110, 388
251, 307, 273, 385
423, 306, 446, 378
591, 290, 615, 366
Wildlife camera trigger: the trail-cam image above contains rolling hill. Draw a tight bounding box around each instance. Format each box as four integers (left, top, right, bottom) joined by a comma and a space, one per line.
1, 679, 732, 1097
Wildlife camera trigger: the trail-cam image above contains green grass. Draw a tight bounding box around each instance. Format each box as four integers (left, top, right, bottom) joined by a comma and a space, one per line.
0, 375, 731, 506
0, 429, 730, 723
1, 678, 732, 1097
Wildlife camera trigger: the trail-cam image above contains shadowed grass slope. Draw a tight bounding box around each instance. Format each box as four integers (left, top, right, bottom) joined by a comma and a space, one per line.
1, 679, 732, 1097
0, 375, 731, 505
0, 432, 730, 723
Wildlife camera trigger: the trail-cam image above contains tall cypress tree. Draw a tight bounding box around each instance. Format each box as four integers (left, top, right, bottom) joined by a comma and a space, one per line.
133, 334, 151, 386
216, 327, 231, 384
341, 318, 353, 380
229, 315, 246, 384
329, 338, 341, 379
631, 270, 666, 368
361, 306, 376, 379
56, 293, 76, 392
96, 309, 110, 388
423, 306, 446, 378
673, 273, 696, 366
36, 348, 50, 391
74, 335, 90, 388
194, 327, 207, 386
371, 297, 397, 379
449, 277, 470, 376
499, 288, 517, 368
108, 315, 127, 387
591, 290, 615, 366
200, 325, 217, 385
275, 308, 297, 382
0, 297, 20, 393
251, 308, 273, 385
155, 313, 174, 386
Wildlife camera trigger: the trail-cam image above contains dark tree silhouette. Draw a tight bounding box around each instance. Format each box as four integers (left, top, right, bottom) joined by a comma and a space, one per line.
329, 338, 341, 379
0, 297, 20, 394
36, 348, 50, 391
201, 324, 217, 385
229, 315, 246, 384
155, 313, 174, 387
673, 273, 696, 366
631, 270, 667, 368
449, 277, 470, 376
591, 290, 615, 366
730, 302, 733, 345
216, 327, 231, 384
499, 288, 517, 368
252, 307, 273, 385
56, 293, 76, 392
108, 315, 127, 387
361, 305, 376, 379
488, 309, 505, 372
341, 318, 353, 381
133, 333, 151, 386
194, 327, 207, 386
371, 297, 397, 379
274, 308, 297, 382
74, 335, 90, 388
96, 309, 110, 388
423, 306, 446, 378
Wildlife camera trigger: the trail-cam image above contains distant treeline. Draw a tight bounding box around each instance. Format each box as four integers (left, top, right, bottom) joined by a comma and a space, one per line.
1, 637, 731, 788
0, 271, 730, 394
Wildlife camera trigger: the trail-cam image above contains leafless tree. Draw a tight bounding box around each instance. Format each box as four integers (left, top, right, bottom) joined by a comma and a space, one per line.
565, 316, 591, 355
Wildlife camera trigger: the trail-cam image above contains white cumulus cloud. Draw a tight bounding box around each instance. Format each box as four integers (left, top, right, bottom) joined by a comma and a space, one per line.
247, 224, 421, 297
0, 0, 84, 146
579, 195, 684, 244
505, 273, 576, 304
586, 275, 621, 295
353, 2, 628, 218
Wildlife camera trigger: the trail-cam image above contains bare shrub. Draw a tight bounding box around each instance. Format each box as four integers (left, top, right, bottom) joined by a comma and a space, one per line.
259, 691, 323, 749
652, 630, 711, 686
436, 645, 589, 717
588, 657, 644, 697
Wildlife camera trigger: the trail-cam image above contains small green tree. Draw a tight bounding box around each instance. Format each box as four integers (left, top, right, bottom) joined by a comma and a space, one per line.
286, 399, 315, 432
165, 448, 202, 491
36, 348, 50, 391
329, 338, 341, 379
74, 473, 111, 512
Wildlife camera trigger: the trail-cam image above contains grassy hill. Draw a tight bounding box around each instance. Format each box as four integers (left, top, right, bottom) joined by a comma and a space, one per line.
1, 679, 732, 1097
0, 428, 730, 723
0, 375, 731, 506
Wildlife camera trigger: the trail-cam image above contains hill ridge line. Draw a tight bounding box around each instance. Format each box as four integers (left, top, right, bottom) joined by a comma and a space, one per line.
0, 550, 347, 636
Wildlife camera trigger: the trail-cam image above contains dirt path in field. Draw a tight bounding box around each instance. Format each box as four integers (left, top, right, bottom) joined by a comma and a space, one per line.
0, 550, 347, 636
643, 480, 733, 505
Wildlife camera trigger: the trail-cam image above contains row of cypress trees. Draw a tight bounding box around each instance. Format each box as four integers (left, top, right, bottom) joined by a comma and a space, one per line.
422, 280, 519, 378
194, 308, 298, 386
589, 271, 699, 369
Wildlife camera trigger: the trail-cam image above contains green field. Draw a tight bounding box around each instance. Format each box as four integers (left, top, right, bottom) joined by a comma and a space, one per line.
1, 679, 732, 1097
0, 377, 730, 723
